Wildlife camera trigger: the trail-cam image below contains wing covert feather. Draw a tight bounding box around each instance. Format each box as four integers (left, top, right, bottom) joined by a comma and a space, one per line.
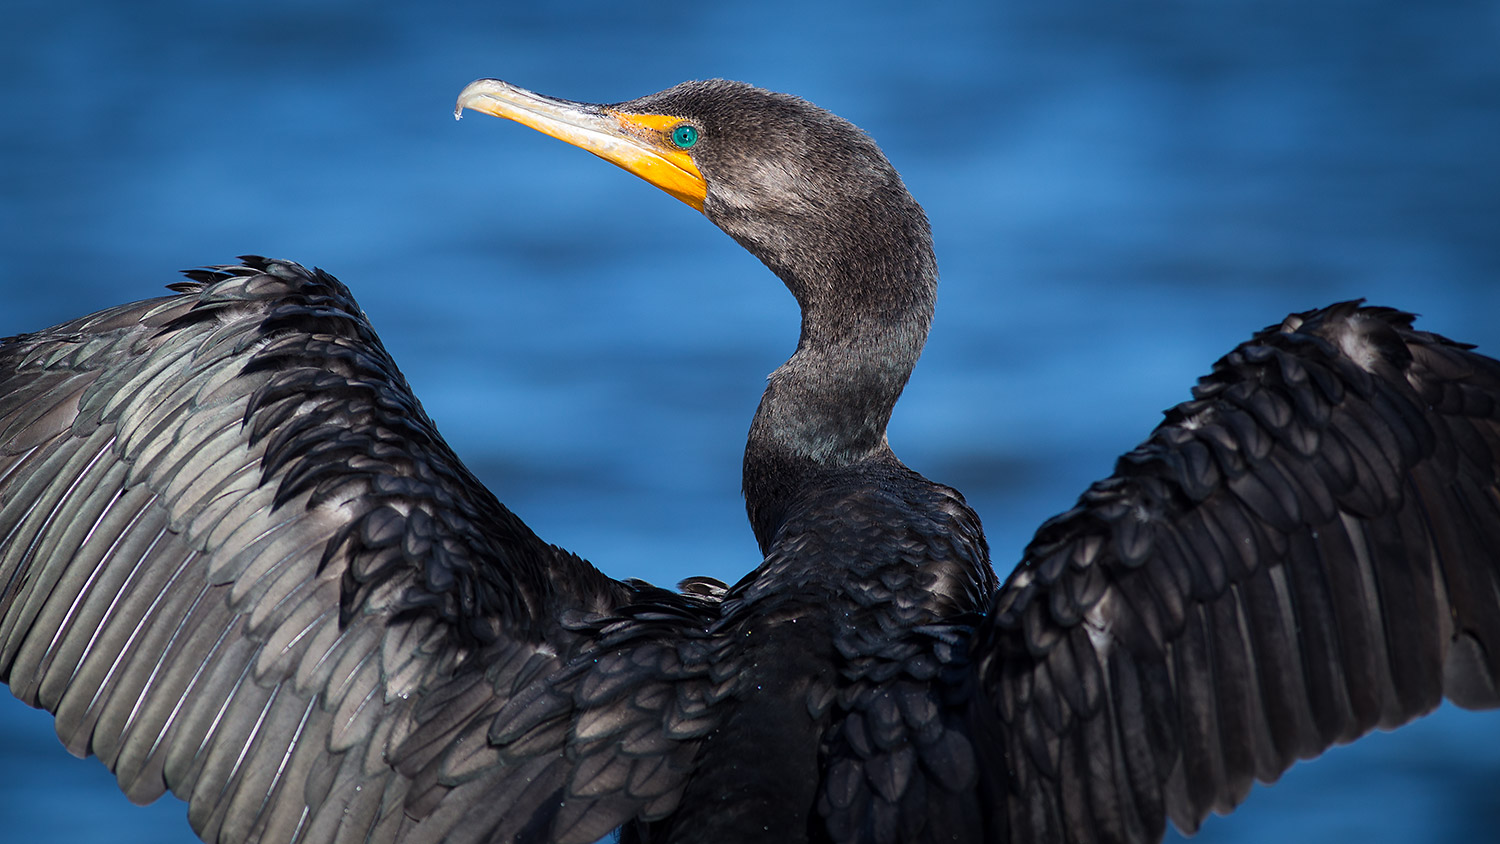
0, 257, 692, 844
978, 303, 1500, 844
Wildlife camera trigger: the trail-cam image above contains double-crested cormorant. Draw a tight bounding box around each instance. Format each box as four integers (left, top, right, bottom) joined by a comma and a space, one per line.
2, 77, 1500, 844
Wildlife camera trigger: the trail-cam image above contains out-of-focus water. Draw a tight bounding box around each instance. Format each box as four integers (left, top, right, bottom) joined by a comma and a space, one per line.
2, 1, 1498, 842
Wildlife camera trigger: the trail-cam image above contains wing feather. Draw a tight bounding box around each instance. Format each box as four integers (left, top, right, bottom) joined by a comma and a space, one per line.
979, 303, 1500, 843
0, 258, 712, 844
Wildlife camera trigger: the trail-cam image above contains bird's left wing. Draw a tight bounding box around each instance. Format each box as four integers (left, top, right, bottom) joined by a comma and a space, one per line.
0, 257, 691, 844
974, 303, 1500, 844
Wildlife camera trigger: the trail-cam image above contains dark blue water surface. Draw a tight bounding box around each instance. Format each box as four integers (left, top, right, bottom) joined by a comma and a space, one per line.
3, 1, 1500, 842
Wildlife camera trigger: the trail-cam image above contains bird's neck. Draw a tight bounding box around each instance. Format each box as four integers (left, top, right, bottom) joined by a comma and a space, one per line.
741, 219, 937, 552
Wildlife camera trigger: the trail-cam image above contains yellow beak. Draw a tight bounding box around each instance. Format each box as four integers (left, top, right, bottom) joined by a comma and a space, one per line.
456, 78, 707, 212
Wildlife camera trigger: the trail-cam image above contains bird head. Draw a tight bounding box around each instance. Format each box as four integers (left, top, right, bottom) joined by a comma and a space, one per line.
454, 78, 931, 304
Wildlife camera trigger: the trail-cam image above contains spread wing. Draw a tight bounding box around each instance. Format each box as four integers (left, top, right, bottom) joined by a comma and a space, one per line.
977, 302, 1500, 843
0, 257, 709, 844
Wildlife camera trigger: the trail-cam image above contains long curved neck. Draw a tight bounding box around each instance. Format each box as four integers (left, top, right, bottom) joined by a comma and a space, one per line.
739, 199, 938, 552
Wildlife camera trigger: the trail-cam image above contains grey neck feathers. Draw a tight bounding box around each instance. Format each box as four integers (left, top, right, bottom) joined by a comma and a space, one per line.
739, 206, 938, 551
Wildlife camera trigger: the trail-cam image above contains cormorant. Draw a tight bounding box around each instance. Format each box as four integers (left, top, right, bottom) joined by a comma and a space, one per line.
2, 77, 1499, 844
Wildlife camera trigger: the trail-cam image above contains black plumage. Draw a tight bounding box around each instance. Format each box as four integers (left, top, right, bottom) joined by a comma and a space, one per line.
2, 78, 1500, 844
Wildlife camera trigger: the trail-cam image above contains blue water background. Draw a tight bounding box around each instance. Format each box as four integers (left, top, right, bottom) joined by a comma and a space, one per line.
2, 1, 1499, 842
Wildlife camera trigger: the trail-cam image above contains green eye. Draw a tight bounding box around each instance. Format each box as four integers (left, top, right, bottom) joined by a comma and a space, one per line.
671, 124, 699, 149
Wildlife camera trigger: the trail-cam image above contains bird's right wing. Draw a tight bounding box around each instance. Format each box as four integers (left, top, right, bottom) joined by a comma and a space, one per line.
0, 258, 699, 844
974, 303, 1500, 844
